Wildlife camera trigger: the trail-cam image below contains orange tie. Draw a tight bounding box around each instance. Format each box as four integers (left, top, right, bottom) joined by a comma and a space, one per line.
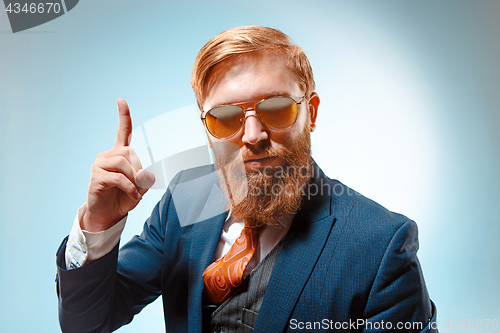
202, 225, 262, 305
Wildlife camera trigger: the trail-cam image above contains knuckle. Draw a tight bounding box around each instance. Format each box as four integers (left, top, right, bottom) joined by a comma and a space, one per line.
117, 147, 131, 159
125, 146, 136, 156
89, 172, 102, 186
91, 161, 102, 173
112, 172, 125, 183
116, 155, 127, 166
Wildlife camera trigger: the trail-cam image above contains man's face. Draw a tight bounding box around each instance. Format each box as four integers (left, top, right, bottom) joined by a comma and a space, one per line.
201, 51, 319, 226
202, 52, 318, 172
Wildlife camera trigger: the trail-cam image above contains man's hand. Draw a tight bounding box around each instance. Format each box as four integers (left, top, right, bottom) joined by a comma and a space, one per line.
81, 99, 155, 232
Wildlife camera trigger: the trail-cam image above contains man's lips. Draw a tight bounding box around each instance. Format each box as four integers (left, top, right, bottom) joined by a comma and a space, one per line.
243, 156, 278, 169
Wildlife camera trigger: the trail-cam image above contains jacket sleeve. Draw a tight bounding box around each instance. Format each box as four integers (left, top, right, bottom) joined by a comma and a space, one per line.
56, 187, 172, 333
362, 220, 438, 332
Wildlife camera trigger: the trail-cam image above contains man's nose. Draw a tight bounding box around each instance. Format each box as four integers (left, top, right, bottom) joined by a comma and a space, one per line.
241, 112, 268, 145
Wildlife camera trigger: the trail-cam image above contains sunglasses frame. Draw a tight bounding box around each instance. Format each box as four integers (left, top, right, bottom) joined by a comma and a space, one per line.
201, 95, 306, 139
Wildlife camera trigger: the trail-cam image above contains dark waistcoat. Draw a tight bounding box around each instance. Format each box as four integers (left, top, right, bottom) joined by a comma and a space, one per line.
203, 240, 284, 333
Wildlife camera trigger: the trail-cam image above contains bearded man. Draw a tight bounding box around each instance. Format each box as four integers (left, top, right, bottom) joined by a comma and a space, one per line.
56, 26, 437, 332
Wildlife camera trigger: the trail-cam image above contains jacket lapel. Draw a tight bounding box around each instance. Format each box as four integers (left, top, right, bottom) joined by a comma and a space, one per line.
186, 180, 228, 333
254, 165, 337, 332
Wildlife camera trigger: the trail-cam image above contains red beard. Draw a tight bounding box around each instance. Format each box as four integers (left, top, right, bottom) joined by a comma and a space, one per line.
213, 123, 313, 227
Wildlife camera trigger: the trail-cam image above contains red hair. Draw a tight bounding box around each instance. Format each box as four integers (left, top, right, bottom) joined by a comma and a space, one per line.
191, 26, 315, 110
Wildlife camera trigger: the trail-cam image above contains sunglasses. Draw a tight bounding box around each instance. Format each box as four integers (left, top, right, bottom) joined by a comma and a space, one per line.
201, 95, 306, 139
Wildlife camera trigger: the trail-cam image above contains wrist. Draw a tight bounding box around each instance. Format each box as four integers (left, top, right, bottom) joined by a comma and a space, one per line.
81, 210, 125, 233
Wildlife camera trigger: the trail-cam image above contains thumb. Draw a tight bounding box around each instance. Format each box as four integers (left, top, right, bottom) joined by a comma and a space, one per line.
136, 169, 156, 194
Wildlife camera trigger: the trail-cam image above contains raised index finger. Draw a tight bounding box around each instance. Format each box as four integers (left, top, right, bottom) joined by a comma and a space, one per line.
115, 98, 132, 147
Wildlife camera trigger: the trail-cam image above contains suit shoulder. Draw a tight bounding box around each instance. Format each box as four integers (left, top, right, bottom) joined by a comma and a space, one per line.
171, 164, 216, 184
165, 164, 218, 194
322, 179, 420, 274
159, 164, 217, 211
327, 178, 415, 237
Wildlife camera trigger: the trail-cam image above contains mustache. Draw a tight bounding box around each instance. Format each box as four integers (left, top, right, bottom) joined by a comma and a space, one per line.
240, 144, 292, 163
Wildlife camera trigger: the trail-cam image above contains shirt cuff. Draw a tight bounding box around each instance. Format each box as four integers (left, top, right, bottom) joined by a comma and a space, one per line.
64, 204, 126, 269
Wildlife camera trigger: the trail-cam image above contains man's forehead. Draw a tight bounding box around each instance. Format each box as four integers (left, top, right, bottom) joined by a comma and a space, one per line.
202, 52, 301, 109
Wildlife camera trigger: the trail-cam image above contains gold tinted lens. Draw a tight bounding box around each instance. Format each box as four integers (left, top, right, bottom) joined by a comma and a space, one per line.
205, 105, 244, 138
256, 96, 297, 129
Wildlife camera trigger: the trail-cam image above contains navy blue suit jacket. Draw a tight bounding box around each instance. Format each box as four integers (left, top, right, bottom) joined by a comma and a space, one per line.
56, 163, 437, 332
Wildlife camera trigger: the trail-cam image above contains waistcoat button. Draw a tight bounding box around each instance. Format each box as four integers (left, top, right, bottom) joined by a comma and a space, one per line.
211, 323, 221, 332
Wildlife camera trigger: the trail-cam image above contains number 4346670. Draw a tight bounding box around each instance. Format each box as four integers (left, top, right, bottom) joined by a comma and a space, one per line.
5, 2, 62, 14
444, 319, 498, 330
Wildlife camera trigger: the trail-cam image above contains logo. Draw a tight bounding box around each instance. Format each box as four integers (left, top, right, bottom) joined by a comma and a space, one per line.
3, 0, 79, 33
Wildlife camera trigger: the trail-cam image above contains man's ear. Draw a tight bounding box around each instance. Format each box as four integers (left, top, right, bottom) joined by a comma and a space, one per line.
308, 92, 320, 132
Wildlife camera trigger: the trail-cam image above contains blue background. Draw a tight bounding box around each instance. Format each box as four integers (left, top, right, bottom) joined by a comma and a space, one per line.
1, 0, 499, 332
